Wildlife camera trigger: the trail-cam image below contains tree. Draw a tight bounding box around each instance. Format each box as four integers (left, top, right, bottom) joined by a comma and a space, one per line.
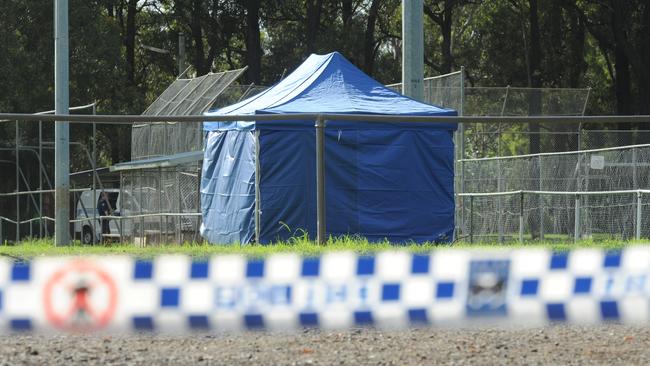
363, 0, 382, 75
424, 0, 456, 74
243, 0, 262, 84
527, 0, 542, 154
305, 0, 325, 54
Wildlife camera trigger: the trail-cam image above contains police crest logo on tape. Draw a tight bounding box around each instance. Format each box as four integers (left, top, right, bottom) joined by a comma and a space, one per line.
466, 259, 510, 316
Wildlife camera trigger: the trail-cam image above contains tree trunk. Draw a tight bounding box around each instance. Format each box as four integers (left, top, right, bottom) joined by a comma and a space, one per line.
244, 0, 262, 84
608, 1, 634, 144
341, 0, 353, 29
341, 0, 353, 52
549, 0, 566, 152
528, 0, 542, 153
440, 0, 453, 73
424, 0, 455, 74
306, 0, 324, 54
363, 0, 381, 75
566, 8, 586, 88
633, 3, 650, 116
613, 40, 632, 116
557, 2, 586, 151
125, 0, 137, 83
611, 1, 633, 116
191, 0, 207, 75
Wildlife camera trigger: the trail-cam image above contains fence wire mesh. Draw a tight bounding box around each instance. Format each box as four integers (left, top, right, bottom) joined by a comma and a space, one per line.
459, 144, 650, 242
387, 71, 463, 111
120, 167, 200, 244
132, 68, 246, 160
462, 191, 645, 243
387, 73, 590, 117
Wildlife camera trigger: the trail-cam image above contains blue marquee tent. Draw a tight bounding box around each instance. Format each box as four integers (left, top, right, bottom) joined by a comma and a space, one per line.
201, 52, 457, 244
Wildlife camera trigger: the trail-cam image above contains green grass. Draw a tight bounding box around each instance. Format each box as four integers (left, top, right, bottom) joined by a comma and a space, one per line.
0, 236, 644, 259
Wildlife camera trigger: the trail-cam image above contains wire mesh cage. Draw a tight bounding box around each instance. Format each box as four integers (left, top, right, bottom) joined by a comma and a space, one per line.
119, 167, 201, 244
123, 68, 255, 244
459, 145, 650, 241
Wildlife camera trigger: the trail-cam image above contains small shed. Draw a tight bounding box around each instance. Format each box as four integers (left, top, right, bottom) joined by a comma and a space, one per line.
202, 52, 457, 244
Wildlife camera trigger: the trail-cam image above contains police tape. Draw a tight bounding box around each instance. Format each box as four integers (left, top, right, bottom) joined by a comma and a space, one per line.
1, 247, 649, 333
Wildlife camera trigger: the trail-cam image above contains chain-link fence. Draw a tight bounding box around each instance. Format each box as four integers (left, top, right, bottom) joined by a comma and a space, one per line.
119, 167, 200, 244
386, 71, 591, 164
461, 190, 647, 243
458, 144, 650, 242
387, 70, 464, 111
391, 69, 650, 242
387, 72, 590, 117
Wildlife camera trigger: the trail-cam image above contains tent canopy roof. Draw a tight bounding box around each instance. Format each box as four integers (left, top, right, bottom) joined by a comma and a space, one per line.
204, 52, 456, 131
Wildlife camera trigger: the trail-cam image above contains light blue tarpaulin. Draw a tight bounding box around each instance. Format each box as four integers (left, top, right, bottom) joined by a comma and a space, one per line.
201, 52, 457, 244
200, 130, 256, 244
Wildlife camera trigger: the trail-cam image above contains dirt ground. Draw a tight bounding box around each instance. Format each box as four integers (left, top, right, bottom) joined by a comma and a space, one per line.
0, 325, 648, 365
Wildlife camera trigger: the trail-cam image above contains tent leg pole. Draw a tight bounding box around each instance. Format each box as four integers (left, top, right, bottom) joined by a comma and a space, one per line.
254, 130, 261, 244
315, 116, 326, 245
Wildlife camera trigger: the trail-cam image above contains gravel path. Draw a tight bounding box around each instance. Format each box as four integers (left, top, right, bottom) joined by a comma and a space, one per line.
0, 326, 648, 365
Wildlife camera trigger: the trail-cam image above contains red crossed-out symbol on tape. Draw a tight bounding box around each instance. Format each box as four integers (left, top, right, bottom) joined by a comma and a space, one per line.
43, 260, 118, 331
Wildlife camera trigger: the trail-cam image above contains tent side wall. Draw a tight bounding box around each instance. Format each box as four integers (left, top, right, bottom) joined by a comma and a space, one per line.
257, 122, 456, 244
200, 130, 257, 244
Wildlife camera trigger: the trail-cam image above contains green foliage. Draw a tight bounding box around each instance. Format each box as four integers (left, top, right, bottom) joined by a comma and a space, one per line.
1, 0, 644, 118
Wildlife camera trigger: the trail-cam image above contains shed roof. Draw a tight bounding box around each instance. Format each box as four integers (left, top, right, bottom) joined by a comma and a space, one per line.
110, 150, 203, 172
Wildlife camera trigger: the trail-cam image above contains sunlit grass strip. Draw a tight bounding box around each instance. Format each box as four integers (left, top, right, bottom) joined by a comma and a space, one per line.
0, 236, 643, 259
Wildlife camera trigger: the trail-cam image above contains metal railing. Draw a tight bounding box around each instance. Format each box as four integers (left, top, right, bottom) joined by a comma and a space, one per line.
0, 212, 201, 244
2, 113, 650, 245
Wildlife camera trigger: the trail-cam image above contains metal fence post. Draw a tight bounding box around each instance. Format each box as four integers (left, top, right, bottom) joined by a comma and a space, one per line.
574, 194, 580, 242
15, 120, 20, 244
195, 166, 202, 243
500, 86, 510, 117
469, 195, 474, 244
538, 155, 544, 240
459, 66, 466, 238
38, 120, 43, 239
636, 191, 642, 240
119, 173, 124, 243
315, 116, 326, 245
633, 147, 638, 190
519, 191, 524, 243
178, 33, 186, 76
159, 168, 163, 244
54, 0, 71, 246
177, 168, 182, 245
92, 118, 97, 244
140, 172, 144, 244
497, 159, 503, 243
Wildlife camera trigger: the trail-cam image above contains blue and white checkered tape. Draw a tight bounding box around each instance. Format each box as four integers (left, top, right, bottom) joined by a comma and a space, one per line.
0, 247, 649, 333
